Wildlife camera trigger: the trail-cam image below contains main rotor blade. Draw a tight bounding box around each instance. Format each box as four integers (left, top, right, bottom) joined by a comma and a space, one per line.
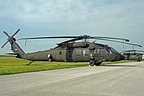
90, 36, 129, 42
122, 50, 144, 52
5, 53, 17, 55
19, 35, 129, 42
97, 38, 142, 47
59, 38, 81, 44
19, 36, 78, 40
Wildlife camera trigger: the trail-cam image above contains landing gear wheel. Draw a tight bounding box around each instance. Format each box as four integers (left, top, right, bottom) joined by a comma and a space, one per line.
95, 62, 101, 66
89, 61, 95, 66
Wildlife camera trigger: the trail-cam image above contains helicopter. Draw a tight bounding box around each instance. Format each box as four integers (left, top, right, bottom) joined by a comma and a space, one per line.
1, 29, 142, 66
121, 50, 144, 61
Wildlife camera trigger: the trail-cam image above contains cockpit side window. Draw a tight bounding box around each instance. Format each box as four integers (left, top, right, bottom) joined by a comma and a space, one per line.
105, 47, 118, 54
110, 47, 118, 53
105, 48, 112, 54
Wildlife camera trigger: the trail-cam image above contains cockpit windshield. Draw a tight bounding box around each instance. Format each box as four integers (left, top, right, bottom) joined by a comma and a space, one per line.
105, 47, 118, 54
110, 47, 118, 53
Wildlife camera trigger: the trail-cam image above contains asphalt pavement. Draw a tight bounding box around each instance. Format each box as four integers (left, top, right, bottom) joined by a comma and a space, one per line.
0, 62, 144, 96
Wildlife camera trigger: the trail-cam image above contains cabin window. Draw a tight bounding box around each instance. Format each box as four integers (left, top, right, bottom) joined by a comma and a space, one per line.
83, 49, 89, 56
97, 49, 100, 54
76, 49, 82, 56
94, 48, 100, 55
94, 49, 97, 54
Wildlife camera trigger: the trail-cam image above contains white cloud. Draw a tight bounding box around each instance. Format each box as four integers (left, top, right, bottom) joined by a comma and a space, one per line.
0, 0, 144, 33
0, 0, 144, 54
0, 0, 143, 24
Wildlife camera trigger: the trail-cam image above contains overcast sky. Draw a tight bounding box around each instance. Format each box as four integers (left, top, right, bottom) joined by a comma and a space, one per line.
0, 0, 144, 55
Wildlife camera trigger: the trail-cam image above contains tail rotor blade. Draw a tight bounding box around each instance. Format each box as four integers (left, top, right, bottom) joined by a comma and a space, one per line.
3, 31, 11, 37
1, 41, 9, 48
12, 29, 20, 37
1, 31, 11, 48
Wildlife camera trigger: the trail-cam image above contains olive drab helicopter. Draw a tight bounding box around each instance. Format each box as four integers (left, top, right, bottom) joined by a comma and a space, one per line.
121, 50, 144, 61
1, 29, 142, 66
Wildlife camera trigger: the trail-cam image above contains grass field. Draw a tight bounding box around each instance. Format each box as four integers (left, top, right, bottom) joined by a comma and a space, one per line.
0, 56, 136, 75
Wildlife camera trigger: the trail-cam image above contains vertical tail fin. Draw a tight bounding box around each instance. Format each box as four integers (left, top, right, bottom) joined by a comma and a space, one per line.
1, 29, 25, 58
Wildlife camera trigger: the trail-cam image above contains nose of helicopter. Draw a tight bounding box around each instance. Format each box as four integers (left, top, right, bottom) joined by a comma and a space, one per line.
115, 53, 125, 60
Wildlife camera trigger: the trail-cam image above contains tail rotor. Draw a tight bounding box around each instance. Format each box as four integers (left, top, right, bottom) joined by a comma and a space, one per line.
1, 29, 20, 48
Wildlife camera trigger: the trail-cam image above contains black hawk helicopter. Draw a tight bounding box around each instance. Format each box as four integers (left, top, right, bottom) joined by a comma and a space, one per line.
1, 29, 142, 66
121, 50, 144, 61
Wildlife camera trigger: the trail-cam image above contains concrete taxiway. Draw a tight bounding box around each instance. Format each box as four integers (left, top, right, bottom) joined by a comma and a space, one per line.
0, 62, 144, 96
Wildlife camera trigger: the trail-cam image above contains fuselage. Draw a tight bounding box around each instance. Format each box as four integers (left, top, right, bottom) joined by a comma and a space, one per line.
23, 42, 124, 62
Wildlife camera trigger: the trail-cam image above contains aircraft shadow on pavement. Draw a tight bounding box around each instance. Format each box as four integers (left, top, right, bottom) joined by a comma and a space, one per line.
101, 64, 136, 68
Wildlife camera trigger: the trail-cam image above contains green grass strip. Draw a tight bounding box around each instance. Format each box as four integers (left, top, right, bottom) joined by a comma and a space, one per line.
0, 56, 136, 75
